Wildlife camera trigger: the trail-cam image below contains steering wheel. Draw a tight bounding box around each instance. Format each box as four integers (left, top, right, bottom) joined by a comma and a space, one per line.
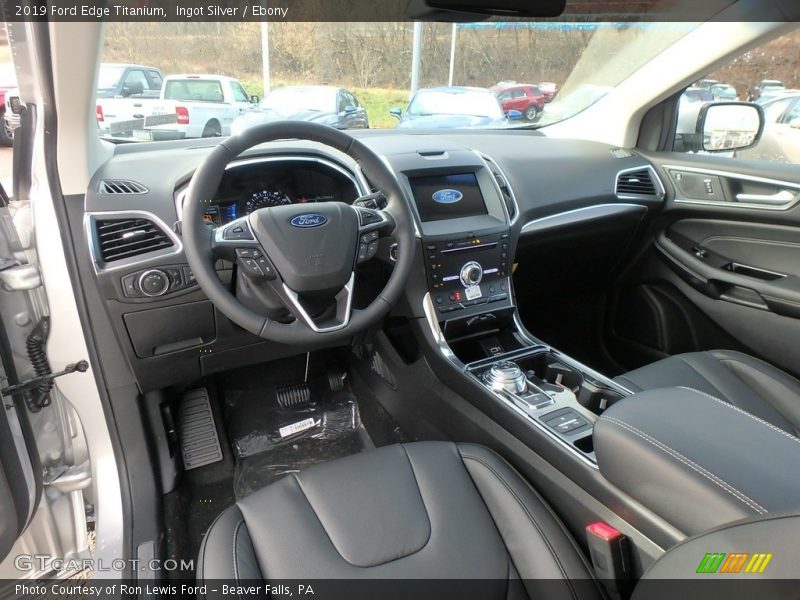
182, 122, 415, 346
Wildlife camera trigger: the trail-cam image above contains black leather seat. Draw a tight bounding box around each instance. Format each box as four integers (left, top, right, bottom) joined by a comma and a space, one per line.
197, 441, 605, 599
614, 350, 800, 436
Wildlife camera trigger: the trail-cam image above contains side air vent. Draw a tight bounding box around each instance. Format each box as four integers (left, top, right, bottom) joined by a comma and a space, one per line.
479, 153, 517, 221
616, 167, 663, 199
99, 179, 149, 195
94, 217, 174, 263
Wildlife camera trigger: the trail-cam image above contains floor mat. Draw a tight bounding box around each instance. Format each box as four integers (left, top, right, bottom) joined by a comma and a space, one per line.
229, 388, 373, 498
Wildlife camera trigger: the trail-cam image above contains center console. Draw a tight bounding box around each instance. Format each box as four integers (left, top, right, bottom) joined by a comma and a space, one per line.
388, 148, 631, 470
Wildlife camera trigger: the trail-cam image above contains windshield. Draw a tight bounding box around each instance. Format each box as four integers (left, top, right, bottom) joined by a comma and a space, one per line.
408, 90, 503, 118
97, 65, 124, 91
261, 87, 336, 112
98, 21, 701, 140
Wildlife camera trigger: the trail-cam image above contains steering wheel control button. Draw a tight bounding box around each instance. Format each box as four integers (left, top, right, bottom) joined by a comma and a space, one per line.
255, 256, 277, 279
357, 243, 369, 263
223, 223, 254, 241
360, 231, 379, 244
357, 208, 383, 227
138, 269, 170, 297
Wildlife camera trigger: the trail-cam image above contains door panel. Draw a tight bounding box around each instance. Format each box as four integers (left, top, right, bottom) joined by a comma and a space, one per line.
613, 152, 800, 376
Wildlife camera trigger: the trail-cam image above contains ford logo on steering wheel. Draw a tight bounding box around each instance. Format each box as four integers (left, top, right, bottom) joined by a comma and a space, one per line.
290, 214, 328, 228
432, 189, 463, 204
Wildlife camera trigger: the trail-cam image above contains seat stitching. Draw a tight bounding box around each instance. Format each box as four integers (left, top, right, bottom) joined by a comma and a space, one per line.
679, 386, 800, 444
232, 518, 245, 600
460, 453, 580, 600
674, 354, 730, 402
599, 416, 766, 514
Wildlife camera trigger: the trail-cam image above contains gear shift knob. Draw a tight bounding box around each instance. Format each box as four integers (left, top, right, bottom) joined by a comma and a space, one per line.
483, 361, 528, 394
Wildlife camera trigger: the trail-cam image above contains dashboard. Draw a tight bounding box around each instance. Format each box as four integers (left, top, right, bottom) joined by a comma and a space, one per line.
82, 131, 669, 392
197, 158, 361, 226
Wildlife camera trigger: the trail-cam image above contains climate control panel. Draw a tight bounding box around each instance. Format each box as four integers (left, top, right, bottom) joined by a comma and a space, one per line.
423, 231, 512, 318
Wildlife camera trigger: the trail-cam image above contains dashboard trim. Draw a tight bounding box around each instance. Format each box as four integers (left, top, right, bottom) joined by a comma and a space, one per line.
520, 203, 647, 236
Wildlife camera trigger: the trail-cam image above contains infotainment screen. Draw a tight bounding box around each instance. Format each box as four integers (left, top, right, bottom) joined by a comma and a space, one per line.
409, 173, 487, 222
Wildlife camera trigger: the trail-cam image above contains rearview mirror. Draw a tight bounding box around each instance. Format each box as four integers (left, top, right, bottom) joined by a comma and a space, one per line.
389, 108, 402, 119
344, 105, 358, 114
697, 102, 764, 153
121, 81, 144, 97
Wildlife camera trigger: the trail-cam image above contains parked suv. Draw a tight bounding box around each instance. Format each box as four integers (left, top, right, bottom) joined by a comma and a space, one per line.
490, 83, 546, 121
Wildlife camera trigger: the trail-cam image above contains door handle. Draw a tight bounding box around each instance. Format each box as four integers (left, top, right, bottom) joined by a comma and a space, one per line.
736, 190, 796, 206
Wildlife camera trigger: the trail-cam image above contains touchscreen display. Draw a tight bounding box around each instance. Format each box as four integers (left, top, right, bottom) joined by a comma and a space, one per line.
409, 173, 487, 222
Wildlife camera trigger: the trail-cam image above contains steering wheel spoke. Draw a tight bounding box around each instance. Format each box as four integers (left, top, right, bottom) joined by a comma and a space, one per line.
282, 274, 356, 333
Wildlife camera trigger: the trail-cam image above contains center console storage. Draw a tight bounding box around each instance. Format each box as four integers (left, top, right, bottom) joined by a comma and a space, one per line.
594, 386, 800, 535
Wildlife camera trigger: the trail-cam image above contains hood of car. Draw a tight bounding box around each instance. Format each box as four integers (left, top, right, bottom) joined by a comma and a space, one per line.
231, 108, 338, 134
397, 113, 506, 129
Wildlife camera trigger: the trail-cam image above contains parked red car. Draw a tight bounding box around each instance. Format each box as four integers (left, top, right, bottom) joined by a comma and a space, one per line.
490, 83, 546, 121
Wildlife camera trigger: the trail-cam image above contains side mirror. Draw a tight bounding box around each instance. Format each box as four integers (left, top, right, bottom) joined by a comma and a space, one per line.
121, 81, 144, 97
389, 107, 402, 119
506, 110, 523, 121
790, 117, 800, 129
250, 95, 260, 104
344, 105, 358, 114
697, 102, 764, 153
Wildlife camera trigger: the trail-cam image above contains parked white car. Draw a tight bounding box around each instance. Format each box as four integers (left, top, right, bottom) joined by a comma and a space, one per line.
739, 92, 800, 163
145, 74, 257, 139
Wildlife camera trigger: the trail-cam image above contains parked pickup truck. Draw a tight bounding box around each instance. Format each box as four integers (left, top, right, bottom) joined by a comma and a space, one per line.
140, 74, 258, 140
95, 63, 165, 137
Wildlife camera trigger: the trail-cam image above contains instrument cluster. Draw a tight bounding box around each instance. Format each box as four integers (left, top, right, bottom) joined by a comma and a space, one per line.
202, 159, 358, 226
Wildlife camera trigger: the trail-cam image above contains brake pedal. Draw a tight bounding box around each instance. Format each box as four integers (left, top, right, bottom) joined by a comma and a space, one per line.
178, 388, 223, 470
275, 383, 311, 408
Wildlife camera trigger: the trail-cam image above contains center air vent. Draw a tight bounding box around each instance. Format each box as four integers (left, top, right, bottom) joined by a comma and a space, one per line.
616, 167, 662, 198
99, 179, 148, 194
94, 217, 174, 263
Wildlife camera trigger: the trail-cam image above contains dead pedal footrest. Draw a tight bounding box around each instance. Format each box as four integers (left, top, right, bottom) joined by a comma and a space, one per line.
178, 388, 223, 470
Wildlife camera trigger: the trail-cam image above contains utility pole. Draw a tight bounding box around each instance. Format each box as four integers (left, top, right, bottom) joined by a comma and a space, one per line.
410, 21, 423, 98
448, 23, 457, 86
261, 21, 270, 98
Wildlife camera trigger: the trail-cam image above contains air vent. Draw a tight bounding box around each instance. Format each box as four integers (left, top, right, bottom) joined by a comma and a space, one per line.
480, 154, 517, 220
95, 217, 174, 263
616, 168, 660, 198
99, 179, 148, 194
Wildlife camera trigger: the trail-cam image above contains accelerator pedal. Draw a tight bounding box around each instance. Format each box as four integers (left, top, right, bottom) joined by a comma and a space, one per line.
178, 388, 223, 470
275, 383, 312, 409
328, 369, 347, 392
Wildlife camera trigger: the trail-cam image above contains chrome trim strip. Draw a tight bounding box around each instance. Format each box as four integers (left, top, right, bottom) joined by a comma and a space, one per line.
475, 151, 519, 226
283, 273, 355, 333
84, 210, 183, 274
520, 203, 646, 236
615, 165, 666, 201
175, 154, 368, 222
422, 292, 457, 361
663, 164, 800, 211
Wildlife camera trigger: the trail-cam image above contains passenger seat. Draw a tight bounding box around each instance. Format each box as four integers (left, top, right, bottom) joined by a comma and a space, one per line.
614, 350, 800, 437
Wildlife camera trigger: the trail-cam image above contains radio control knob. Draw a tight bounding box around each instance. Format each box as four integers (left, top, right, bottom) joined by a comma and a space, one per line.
460, 261, 483, 287
138, 269, 170, 297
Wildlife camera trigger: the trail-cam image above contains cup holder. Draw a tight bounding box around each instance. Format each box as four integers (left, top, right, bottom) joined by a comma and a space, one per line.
514, 352, 624, 414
